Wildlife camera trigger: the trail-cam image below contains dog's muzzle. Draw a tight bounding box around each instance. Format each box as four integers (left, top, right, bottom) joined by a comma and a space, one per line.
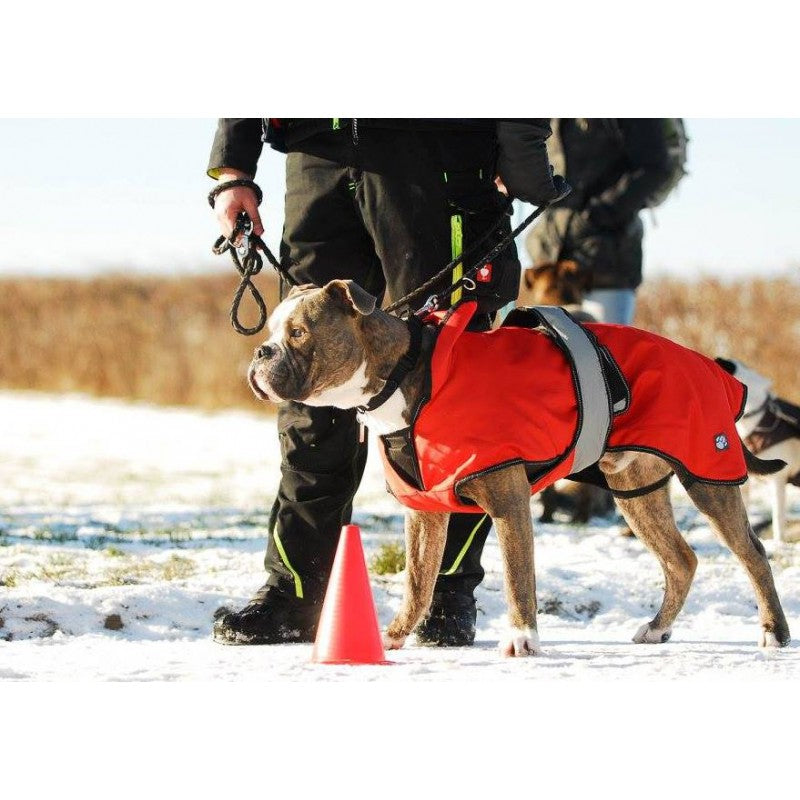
248, 342, 308, 403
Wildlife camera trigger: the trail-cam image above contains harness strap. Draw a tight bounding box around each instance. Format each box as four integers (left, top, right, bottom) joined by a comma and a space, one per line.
741, 398, 769, 421
770, 397, 800, 428
358, 316, 423, 414
609, 471, 673, 499
527, 306, 614, 474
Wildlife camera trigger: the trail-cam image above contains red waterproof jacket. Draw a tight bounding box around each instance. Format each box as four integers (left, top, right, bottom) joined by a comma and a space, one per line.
379, 302, 747, 513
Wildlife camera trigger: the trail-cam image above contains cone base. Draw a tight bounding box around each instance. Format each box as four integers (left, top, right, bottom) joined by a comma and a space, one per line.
312, 658, 395, 666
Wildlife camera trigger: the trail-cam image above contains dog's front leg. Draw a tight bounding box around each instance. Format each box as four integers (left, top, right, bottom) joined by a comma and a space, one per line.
492, 511, 540, 656
384, 510, 449, 650
462, 465, 540, 656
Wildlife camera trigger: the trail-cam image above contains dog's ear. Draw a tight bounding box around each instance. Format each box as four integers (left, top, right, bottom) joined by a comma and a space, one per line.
557, 260, 580, 276
524, 262, 556, 290
523, 268, 536, 291
715, 357, 737, 375
286, 283, 318, 300
558, 259, 593, 292
324, 279, 377, 316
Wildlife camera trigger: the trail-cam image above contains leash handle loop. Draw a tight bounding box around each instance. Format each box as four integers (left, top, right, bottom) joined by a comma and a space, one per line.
211, 209, 300, 336
226, 212, 267, 336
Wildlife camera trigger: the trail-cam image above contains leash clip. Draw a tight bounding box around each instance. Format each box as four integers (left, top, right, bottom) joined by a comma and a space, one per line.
415, 295, 439, 317
235, 217, 254, 257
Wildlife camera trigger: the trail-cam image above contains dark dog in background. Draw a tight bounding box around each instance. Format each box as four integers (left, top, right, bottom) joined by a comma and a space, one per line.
520, 260, 617, 525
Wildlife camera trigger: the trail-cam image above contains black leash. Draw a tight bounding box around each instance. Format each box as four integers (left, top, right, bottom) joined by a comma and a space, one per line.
354, 200, 549, 420
210, 178, 556, 333
385, 200, 549, 317
210, 181, 298, 336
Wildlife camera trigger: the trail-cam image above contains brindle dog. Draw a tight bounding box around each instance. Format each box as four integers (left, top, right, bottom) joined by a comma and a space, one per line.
248, 280, 791, 656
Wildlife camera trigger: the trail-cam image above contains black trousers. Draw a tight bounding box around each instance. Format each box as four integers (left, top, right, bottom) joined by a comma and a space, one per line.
263, 126, 520, 602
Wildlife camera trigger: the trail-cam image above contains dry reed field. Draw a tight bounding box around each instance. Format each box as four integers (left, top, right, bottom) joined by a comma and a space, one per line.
2, 271, 800, 408
635, 275, 800, 403
0, 272, 281, 409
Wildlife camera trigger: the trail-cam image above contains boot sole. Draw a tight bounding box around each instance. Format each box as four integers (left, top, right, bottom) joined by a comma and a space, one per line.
212, 623, 315, 646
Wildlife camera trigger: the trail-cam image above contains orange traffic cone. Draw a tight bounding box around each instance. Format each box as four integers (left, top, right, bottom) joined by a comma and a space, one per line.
311, 524, 389, 665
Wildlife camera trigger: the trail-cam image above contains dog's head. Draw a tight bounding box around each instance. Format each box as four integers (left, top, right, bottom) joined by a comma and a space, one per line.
248, 280, 379, 408
522, 260, 592, 307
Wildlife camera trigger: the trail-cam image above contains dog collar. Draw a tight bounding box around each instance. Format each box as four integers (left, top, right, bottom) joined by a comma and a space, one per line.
358, 316, 423, 414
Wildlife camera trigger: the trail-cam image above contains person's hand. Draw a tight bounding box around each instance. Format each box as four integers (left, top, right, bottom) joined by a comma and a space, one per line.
213, 168, 264, 241
496, 173, 571, 205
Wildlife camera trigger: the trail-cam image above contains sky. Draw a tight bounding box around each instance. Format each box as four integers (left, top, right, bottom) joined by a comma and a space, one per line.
1, 118, 799, 281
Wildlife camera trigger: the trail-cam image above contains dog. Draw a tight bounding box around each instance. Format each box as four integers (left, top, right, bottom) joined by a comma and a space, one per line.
520, 258, 594, 321
248, 279, 791, 656
521, 260, 617, 524
716, 358, 800, 544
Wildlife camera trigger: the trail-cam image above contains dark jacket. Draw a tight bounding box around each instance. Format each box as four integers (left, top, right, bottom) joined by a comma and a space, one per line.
528, 118, 673, 289
550, 118, 672, 229
207, 118, 562, 207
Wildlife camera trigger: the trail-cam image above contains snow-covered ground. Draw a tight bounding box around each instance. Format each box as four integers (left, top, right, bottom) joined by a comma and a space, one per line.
2, 389, 800, 683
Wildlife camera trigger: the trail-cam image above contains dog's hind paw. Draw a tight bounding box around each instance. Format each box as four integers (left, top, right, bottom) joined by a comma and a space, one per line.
759, 629, 790, 648
500, 627, 540, 657
633, 623, 672, 644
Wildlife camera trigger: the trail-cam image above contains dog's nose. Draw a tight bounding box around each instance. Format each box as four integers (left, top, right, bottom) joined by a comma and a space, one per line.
256, 344, 275, 360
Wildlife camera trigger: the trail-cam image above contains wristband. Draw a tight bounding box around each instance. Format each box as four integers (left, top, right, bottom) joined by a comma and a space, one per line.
208, 178, 263, 209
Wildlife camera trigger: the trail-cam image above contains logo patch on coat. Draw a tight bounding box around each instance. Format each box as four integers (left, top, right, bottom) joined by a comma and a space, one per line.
715, 433, 729, 451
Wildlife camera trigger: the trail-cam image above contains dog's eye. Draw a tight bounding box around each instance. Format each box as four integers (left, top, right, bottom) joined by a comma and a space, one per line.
289, 327, 305, 339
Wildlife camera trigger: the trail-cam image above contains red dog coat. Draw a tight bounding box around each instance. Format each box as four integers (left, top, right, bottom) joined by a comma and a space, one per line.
379, 302, 747, 513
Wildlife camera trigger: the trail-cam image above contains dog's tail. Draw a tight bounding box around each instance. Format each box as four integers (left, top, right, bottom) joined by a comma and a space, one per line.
743, 439, 787, 476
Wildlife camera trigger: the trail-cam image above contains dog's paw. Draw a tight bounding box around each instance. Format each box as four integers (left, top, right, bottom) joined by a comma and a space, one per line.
499, 627, 540, 657
382, 632, 407, 651
633, 622, 672, 644
759, 629, 790, 649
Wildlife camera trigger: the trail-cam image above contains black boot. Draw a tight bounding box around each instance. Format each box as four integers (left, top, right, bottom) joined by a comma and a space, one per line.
213, 584, 321, 645
413, 513, 490, 647
414, 590, 477, 647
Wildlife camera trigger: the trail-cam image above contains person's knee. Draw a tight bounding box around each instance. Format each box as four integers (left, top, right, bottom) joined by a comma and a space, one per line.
278, 403, 360, 471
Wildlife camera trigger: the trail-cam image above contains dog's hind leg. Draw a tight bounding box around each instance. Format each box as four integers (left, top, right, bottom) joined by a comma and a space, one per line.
384, 510, 449, 650
685, 482, 790, 647
600, 451, 697, 644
